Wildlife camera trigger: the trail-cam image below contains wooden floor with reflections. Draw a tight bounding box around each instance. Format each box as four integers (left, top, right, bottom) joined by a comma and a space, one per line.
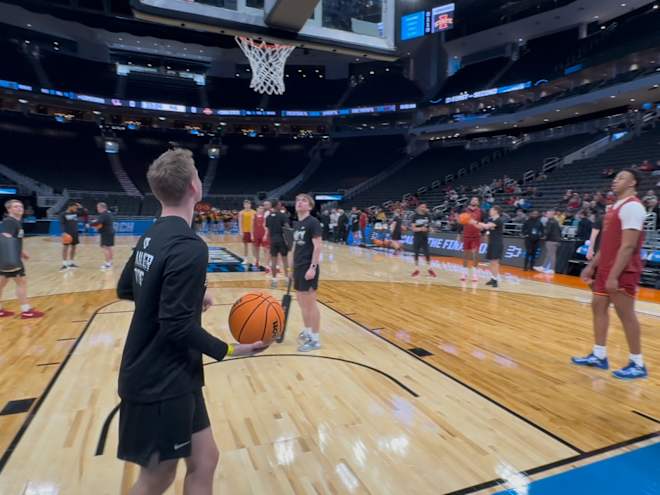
0, 234, 658, 495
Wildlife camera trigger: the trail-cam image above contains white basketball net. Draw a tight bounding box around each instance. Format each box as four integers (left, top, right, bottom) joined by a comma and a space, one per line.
235, 36, 295, 95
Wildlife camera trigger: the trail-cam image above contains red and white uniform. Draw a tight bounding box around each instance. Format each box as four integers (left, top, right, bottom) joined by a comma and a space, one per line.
462, 208, 482, 252
253, 213, 266, 248
592, 196, 645, 298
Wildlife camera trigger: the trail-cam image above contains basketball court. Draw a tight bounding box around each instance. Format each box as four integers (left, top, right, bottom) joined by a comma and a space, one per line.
0, 1, 659, 494
0, 234, 658, 494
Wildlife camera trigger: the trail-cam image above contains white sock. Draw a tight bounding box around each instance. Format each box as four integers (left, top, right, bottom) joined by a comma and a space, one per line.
593, 345, 607, 359
310, 332, 320, 343
21, 304, 31, 313
630, 354, 644, 367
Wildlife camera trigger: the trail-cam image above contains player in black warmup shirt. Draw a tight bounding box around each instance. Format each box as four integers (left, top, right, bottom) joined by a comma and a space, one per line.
116, 148, 268, 495
292, 194, 323, 352
59, 202, 81, 270
265, 201, 290, 288
0, 199, 44, 319
411, 203, 436, 277
479, 205, 504, 288
390, 209, 403, 254
95, 202, 115, 270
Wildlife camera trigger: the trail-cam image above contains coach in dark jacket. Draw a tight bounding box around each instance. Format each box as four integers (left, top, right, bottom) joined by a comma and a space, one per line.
522, 211, 544, 271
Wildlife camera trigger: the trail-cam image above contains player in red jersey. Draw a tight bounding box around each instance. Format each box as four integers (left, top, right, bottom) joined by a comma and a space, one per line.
252, 205, 267, 270
572, 169, 648, 380
461, 197, 482, 282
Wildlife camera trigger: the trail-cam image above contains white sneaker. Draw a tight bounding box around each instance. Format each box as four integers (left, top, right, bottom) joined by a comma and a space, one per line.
270, 279, 278, 289
533, 266, 545, 272
297, 330, 311, 345
544, 269, 555, 275
298, 340, 321, 352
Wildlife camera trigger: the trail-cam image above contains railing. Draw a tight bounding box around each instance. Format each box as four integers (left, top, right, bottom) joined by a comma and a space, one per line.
343, 155, 414, 201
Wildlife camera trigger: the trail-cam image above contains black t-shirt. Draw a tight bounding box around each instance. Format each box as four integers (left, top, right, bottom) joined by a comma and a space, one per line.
117, 216, 228, 403
411, 213, 431, 238
545, 218, 562, 242
1, 216, 23, 252
350, 213, 360, 232
391, 216, 402, 237
59, 210, 79, 235
293, 215, 322, 268
266, 211, 289, 242
488, 217, 504, 245
97, 211, 115, 235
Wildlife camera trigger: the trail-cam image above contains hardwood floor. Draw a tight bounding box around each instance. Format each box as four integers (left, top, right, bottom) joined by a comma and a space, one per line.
0, 235, 657, 494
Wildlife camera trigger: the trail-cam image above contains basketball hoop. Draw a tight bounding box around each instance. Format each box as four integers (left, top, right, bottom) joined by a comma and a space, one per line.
235, 36, 295, 95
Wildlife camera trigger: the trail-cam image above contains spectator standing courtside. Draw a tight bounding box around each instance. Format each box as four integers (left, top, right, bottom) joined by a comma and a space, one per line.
534, 210, 561, 275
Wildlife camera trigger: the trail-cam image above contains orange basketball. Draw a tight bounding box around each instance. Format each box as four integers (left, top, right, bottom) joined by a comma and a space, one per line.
62, 233, 73, 245
459, 212, 472, 225
228, 292, 285, 344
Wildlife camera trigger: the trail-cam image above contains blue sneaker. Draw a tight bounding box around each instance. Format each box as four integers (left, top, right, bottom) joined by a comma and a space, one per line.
612, 361, 648, 380
571, 353, 609, 370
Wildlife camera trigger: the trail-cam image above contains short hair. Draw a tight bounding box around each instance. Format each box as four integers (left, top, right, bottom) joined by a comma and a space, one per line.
5, 199, 22, 211
296, 193, 315, 209
243, 199, 252, 205
621, 168, 641, 189
97, 202, 107, 209
147, 148, 195, 206
492, 205, 503, 215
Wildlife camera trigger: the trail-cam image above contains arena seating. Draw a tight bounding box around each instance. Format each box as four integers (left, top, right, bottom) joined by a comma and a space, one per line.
293, 135, 407, 196
0, 114, 120, 192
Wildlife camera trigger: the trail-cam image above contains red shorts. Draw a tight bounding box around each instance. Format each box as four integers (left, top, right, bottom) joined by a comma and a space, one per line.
463, 237, 481, 252
242, 232, 252, 243
592, 269, 640, 298
252, 236, 266, 248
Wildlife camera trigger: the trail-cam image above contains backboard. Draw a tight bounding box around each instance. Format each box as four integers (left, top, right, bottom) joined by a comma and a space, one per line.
130, 0, 398, 61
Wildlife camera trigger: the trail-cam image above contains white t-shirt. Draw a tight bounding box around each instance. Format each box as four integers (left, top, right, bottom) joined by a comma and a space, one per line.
613, 198, 646, 230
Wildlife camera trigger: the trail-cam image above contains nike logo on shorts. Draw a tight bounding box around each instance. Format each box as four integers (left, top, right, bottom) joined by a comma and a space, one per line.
174, 441, 191, 451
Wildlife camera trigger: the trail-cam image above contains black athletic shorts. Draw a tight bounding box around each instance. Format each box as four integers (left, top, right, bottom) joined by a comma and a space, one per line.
0, 262, 25, 278
64, 231, 80, 246
100, 233, 115, 247
486, 241, 504, 260
117, 389, 210, 467
270, 239, 288, 257
293, 265, 319, 292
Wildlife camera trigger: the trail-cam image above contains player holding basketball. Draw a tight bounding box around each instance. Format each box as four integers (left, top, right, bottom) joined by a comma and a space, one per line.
461, 197, 482, 282
238, 199, 255, 265
293, 194, 323, 352
59, 202, 81, 271
252, 205, 267, 270
411, 203, 436, 277
0, 199, 44, 319
116, 148, 268, 495
478, 206, 504, 288
572, 169, 648, 379
95, 202, 115, 270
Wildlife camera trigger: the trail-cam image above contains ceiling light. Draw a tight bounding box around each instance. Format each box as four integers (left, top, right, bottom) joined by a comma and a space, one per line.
18, 98, 28, 104
235, 73, 240, 77
92, 110, 101, 115
158, 116, 166, 121
544, 118, 549, 122
620, 3, 626, 6
26, 23, 32, 27
630, 98, 635, 101
610, 95, 616, 98
369, 70, 375, 75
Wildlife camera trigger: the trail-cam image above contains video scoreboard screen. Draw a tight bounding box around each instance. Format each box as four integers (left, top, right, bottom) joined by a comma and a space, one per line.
401, 3, 454, 41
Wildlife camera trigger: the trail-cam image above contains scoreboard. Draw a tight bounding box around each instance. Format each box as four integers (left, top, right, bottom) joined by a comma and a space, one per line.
401, 3, 455, 41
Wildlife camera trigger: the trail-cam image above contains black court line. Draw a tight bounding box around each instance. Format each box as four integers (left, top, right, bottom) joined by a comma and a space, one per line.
317, 300, 584, 455
444, 431, 660, 495
36, 362, 61, 367
94, 404, 120, 456
0, 299, 118, 474
633, 410, 660, 425
56, 337, 77, 342
205, 354, 419, 398
94, 353, 418, 456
